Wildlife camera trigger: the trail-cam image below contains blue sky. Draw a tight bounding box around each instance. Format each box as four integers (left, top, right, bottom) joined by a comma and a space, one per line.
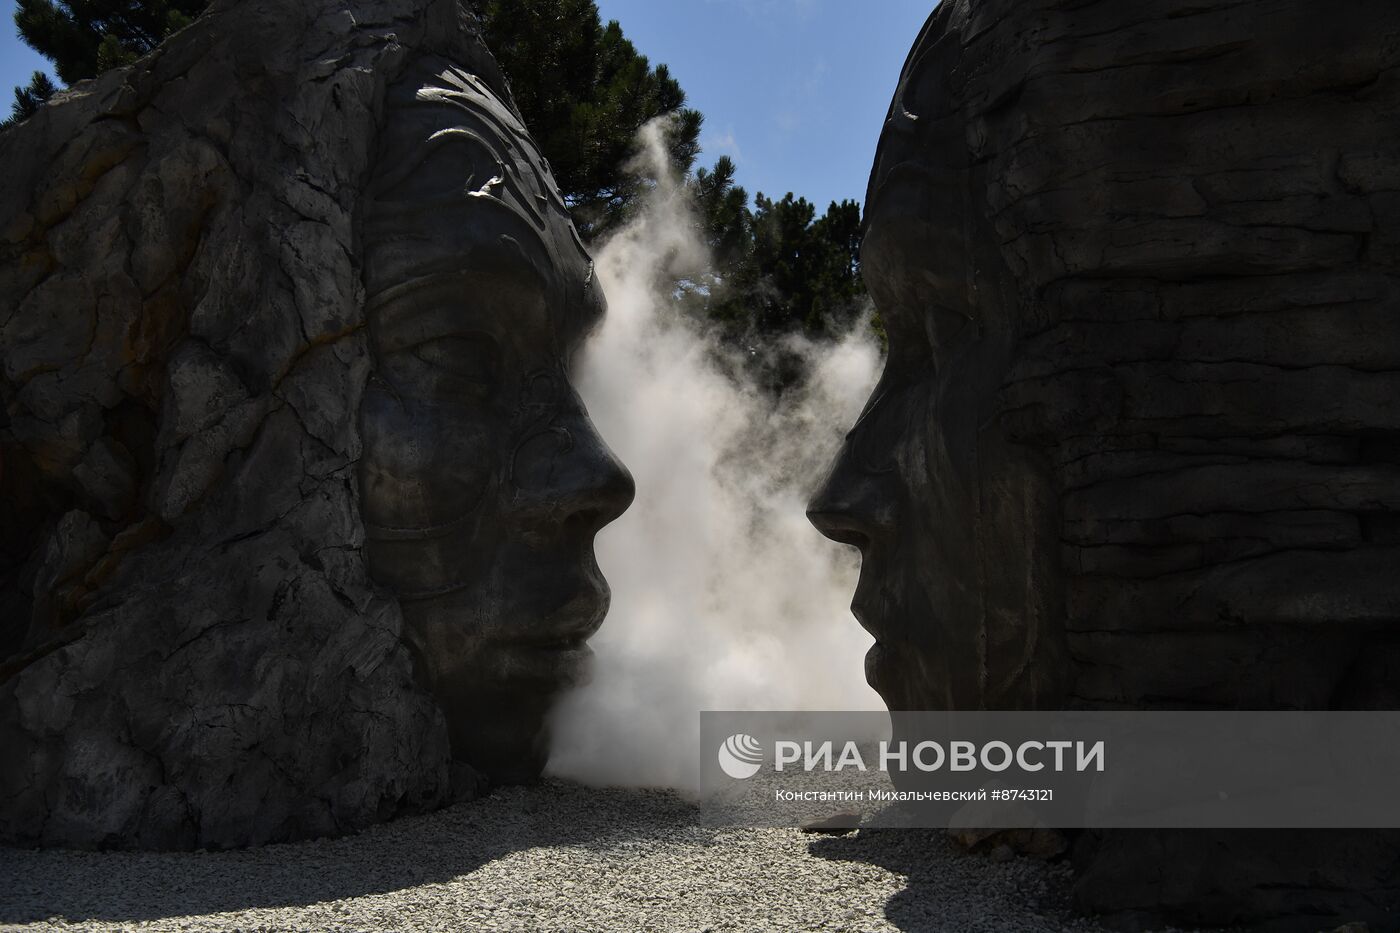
0, 2, 52, 91
0, 0, 932, 209
593, 0, 933, 210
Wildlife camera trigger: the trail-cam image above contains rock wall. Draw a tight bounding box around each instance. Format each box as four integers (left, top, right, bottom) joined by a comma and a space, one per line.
815, 0, 1400, 928
0, 0, 518, 848
977, 0, 1400, 711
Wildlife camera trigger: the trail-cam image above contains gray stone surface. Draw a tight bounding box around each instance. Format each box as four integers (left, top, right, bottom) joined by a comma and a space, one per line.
809, 1, 1400, 929
0, 0, 623, 849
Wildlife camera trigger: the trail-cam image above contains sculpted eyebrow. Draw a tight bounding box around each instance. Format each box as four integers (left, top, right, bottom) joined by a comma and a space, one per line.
370, 297, 489, 351
366, 270, 550, 351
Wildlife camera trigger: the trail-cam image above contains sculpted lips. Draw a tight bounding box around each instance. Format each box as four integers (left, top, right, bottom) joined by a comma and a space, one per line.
863, 642, 894, 698
393, 544, 610, 684
849, 557, 907, 700
848, 552, 889, 642
518, 568, 610, 650
489, 575, 608, 686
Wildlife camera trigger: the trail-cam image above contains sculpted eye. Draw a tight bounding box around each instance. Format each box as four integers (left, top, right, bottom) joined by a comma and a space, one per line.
411, 335, 499, 386
380, 332, 501, 402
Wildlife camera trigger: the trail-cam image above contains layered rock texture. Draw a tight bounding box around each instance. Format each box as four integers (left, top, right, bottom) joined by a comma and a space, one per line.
812, 0, 1400, 929
0, 0, 535, 848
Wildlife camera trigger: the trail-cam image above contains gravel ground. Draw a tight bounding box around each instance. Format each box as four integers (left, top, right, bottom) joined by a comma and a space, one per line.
0, 779, 1112, 932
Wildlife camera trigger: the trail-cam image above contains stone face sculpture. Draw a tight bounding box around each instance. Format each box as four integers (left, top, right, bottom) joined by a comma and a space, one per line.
804, 4, 1073, 714
360, 62, 632, 780
811, 0, 1400, 927
0, 0, 626, 848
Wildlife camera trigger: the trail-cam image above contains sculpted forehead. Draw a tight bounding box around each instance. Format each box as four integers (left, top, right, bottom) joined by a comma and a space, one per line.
363, 60, 601, 343
861, 4, 980, 368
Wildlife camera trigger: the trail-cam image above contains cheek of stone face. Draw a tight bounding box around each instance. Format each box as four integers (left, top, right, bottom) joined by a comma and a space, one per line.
824, 378, 924, 649
358, 382, 498, 534
503, 369, 610, 513
512, 429, 571, 495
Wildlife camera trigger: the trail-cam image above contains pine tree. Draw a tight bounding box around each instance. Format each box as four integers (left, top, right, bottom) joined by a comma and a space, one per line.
481, 0, 702, 238
1, 72, 57, 129
693, 156, 751, 269
4, 0, 208, 127
720, 193, 866, 340
15, 0, 207, 82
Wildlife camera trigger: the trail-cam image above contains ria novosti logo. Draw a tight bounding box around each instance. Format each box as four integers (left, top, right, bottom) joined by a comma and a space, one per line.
718, 733, 764, 779
714, 735, 1106, 779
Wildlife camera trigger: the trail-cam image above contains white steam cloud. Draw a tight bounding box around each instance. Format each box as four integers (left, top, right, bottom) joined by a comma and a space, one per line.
546, 119, 884, 790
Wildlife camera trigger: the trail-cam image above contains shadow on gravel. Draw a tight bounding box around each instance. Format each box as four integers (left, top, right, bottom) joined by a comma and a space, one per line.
807, 828, 1082, 933
0, 781, 700, 925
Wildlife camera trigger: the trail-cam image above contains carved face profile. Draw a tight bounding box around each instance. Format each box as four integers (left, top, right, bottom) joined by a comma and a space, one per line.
811, 0, 1400, 720
360, 59, 633, 780
806, 19, 1068, 712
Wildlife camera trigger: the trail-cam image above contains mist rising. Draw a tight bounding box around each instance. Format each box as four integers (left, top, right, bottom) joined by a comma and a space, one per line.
546, 120, 885, 789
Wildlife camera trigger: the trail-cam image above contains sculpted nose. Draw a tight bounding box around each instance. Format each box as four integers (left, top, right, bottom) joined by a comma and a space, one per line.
567, 420, 634, 532
807, 442, 892, 552
511, 390, 634, 534
532, 404, 633, 534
